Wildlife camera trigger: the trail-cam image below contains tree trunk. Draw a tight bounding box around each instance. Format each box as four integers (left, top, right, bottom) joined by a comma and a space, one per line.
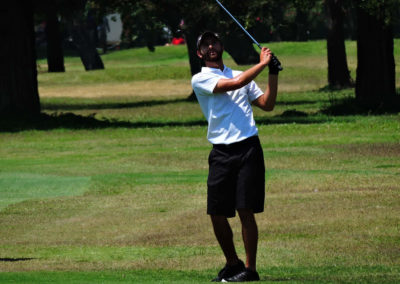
295, 8, 309, 41
356, 6, 396, 106
222, 29, 259, 65
326, 0, 352, 88
183, 28, 202, 101
0, 0, 40, 115
70, 13, 104, 71
183, 28, 202, 77
45, 2, 65, 72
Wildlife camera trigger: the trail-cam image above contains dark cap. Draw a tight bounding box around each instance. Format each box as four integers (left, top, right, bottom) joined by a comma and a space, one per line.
196, 31, 221, 50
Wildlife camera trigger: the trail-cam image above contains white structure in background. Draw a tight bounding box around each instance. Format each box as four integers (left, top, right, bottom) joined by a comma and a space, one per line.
104, 13, 123, 45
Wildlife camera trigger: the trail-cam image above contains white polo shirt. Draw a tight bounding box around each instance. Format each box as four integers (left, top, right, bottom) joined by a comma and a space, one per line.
191, 65, 263, 145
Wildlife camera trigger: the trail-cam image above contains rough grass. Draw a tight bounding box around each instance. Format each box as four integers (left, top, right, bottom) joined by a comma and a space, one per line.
1, 40, 399, 283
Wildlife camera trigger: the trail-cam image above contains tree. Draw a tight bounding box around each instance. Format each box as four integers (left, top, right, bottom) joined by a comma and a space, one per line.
291, 0, 316, 41
355, 1, 397, 107
214, 0, 259, 65
154, 0, 260, 100
326, 0, 352, 88
0, 0, 40, 115
35, 0, 105, 72
247, 0, 288, 42
120, 3, 166, 51
43, 0, 65, 72
94, 0, 261, 74
68, 2, 104, 71
90, 0, 167, 51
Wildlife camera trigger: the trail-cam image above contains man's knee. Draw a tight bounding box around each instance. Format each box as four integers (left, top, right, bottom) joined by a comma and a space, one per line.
210, 215, 231, 231
211, 214, 228, 224
237, 209, 257, 227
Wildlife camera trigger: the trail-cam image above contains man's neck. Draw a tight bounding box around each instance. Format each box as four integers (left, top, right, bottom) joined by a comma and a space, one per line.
205, 60, 224, 71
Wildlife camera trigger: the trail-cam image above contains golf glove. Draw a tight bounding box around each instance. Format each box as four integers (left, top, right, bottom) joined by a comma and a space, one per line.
269, 54, 282, 75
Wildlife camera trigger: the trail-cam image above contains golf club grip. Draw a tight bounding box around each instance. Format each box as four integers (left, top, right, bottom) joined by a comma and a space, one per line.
257, 45, 283, 71
271, 54, 283, 71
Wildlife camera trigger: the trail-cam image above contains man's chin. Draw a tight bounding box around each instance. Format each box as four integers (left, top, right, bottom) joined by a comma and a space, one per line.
205, 55, 222, 62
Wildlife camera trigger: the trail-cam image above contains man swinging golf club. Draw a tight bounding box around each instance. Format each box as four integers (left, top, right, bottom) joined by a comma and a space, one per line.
191, 31, 280, 282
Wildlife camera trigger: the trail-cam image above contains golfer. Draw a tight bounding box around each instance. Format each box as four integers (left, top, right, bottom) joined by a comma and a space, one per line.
191, 32, 280, 282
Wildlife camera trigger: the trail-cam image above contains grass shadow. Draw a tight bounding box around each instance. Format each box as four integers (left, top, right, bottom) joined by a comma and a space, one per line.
0, 112, 206, 132
42, 97, 327, 112
318, 87, 400, 115
276, 99, 330, 107
321, 96, 400, 115
2, 92, 399, 132
0, 111, 337, 133
0, 258, 35, 262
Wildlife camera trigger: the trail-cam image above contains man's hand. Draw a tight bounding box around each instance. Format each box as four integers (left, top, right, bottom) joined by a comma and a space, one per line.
260, 47, 281, 75
260, 47, 272, 67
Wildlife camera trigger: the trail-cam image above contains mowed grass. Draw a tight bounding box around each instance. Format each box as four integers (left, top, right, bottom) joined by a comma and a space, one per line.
0, 40, 399, 283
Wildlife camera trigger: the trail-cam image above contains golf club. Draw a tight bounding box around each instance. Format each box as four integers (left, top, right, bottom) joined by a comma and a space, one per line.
214, 0, 283, 71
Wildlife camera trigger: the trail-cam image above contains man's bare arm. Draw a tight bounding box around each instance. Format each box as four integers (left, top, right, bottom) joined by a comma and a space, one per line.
252, 74, 278, 111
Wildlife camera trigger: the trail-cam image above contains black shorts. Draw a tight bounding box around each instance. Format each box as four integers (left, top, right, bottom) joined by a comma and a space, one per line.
207, 136, 265, 218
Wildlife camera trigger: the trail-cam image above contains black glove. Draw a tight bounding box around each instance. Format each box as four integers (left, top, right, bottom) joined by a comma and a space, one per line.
269, 54, 282, 75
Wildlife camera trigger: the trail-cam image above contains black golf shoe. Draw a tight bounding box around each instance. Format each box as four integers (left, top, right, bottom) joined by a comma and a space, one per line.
211, 259, 245, 282
221, 268, 260, 282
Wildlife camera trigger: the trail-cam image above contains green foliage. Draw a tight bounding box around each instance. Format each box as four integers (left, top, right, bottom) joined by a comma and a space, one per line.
357, 0, 400, 25
90, 0, 330, 45
116, 2, 167, 49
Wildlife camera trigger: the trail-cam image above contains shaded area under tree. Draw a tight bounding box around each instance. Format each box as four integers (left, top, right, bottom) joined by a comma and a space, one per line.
1, 93, 399, 133
0, 0, 40, 115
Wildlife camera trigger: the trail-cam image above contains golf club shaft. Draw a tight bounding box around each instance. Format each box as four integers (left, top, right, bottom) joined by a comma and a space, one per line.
214, 0, 282, 71
215, 0, 262, 49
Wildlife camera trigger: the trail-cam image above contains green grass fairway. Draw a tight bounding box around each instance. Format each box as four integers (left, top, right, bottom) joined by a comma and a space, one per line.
0, 173, 90, 210
0, 40, 399, 283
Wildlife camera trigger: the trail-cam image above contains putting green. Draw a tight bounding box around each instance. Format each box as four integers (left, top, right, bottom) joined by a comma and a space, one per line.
0, 172, 90, 210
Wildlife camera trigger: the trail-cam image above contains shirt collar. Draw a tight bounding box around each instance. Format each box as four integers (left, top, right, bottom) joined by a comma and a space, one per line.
201, 65, 229, 75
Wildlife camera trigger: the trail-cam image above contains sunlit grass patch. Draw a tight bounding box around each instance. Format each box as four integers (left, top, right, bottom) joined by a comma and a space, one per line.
0, 173, 90, 210
39, 80, 193, 99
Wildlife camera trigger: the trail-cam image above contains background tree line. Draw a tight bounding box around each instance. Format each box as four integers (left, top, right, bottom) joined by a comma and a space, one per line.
0, 0, 399, 116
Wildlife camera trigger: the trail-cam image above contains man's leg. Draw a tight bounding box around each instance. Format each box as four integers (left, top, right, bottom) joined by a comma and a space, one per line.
237, 209, 258, 271
210, 215, 240, 265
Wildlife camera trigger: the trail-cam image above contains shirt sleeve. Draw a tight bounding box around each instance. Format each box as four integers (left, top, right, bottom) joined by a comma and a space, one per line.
247, 80, 264, 102
191, 73, 222, 96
